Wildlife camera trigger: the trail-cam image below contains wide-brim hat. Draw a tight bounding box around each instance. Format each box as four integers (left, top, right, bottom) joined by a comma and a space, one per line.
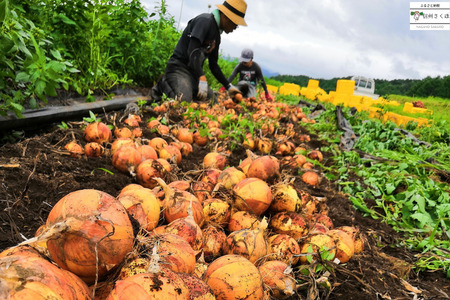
216, 0, 247, 26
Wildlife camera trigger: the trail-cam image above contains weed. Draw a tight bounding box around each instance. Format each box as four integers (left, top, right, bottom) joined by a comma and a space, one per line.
91, 168, 114, 175
57, 121, 69, 130
83, 111, 101, 123
137, 99, 147, 111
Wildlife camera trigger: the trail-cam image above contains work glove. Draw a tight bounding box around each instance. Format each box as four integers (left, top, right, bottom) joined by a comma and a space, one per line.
198, 79, 208, 100
219, 86, 226, 93
265, 92, 273, 101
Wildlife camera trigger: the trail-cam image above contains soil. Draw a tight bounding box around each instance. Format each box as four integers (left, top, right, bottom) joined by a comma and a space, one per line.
0, 102, 449, 300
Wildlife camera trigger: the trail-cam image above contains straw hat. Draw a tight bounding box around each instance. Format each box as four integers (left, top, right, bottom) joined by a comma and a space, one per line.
216, 0, 247, 26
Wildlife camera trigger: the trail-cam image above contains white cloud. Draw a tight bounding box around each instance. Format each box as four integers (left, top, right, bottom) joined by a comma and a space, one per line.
142, 0, 450, 80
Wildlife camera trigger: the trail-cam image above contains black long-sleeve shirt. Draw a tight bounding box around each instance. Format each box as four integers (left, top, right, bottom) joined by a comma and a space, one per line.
228, 61, 268, 94
167, 13, 229, 88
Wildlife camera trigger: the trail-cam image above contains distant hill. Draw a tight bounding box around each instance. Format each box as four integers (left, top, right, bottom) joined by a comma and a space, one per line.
261, 67, 279, 78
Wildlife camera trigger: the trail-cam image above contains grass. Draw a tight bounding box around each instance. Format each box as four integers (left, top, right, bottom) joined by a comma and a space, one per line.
376, 104, 433, 119
386, 95, 450, 123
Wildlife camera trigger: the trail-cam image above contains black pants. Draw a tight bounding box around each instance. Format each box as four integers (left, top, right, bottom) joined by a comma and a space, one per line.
236, 81, 256, 98
152, 62, 213, 102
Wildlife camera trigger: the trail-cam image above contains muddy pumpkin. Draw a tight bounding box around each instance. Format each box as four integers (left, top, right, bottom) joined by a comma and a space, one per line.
44, 189, 134, 284
203, 254, 264, 299
83, 121, 112, 144
0, 246, 91, 299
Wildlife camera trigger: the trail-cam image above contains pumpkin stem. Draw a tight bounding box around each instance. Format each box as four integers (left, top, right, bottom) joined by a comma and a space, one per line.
245, 149, 259, 160
154, 177, 175, 207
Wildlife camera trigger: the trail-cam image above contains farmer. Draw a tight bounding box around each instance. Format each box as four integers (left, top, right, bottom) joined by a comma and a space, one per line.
223, 48, 273, 100
151, 0, 246, 102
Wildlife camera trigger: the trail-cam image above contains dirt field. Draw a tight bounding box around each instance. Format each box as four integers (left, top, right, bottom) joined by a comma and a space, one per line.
0, 103, 449, 299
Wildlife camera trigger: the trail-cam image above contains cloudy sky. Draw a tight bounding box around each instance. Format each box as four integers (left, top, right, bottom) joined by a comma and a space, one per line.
142, 0, 450, 80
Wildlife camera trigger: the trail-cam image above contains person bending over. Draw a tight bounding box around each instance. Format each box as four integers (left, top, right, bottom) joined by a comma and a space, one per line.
152, 0, 246, 102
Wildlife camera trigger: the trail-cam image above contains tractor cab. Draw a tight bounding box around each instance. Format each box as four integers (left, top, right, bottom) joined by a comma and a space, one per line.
351, 76, 379, 99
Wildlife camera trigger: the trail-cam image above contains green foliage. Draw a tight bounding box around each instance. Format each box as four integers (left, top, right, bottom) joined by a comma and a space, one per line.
300, 99, 450, 276
375, 78, 419, 96
14, 0, 179, 93
352, 119, 449, 171
0, 2, 77, 116
136, 99, 147, 111
414, 250, 450, 277
265, 77, 284, 87
297, 245, 336, 279
276, 94, 301, 106
108, 0, 180, 86
414, 120, 449, 144
386, 94, 450, 124
271, 74, 312, 88
2, 0, 180, 117
0, 0, 9, 23
407, 75, 450, 98
182, 106, 210, 128
220, 113, 256, 151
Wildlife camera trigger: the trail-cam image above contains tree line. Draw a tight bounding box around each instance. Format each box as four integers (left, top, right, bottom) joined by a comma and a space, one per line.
271, 75, 450, 99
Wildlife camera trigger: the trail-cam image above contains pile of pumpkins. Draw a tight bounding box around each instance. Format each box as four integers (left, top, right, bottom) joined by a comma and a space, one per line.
1, 97, 365, 299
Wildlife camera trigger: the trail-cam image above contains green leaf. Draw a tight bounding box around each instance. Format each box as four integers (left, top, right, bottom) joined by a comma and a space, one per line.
47, 60, 64, 73
386, 183, 396, 194
35, 79, 46, 96
437, 204, 450, 218
410, 212, 433, 228
91, 168, 114, 175
50, 49, 62, 60
15, 72, 30, 83
28, 97, 38, 109
58, 121, 68, 129
86, 94, 95, 103
4, 58, 14, 69
398, 162, 409, 170
68, 67, 80, 73
350, 196, 378, 218
44, 82, 58, 96
0, 0, 9, 24
0, 36, 14, 54
28, 32, 43, 61
57, 13, 77, 25
413, 194, 427, 213
10, 102, 24, 117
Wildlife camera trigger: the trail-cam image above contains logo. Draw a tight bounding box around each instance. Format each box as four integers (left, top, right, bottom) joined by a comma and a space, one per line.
410, 2, 450, 30
411, 11, 424, 21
